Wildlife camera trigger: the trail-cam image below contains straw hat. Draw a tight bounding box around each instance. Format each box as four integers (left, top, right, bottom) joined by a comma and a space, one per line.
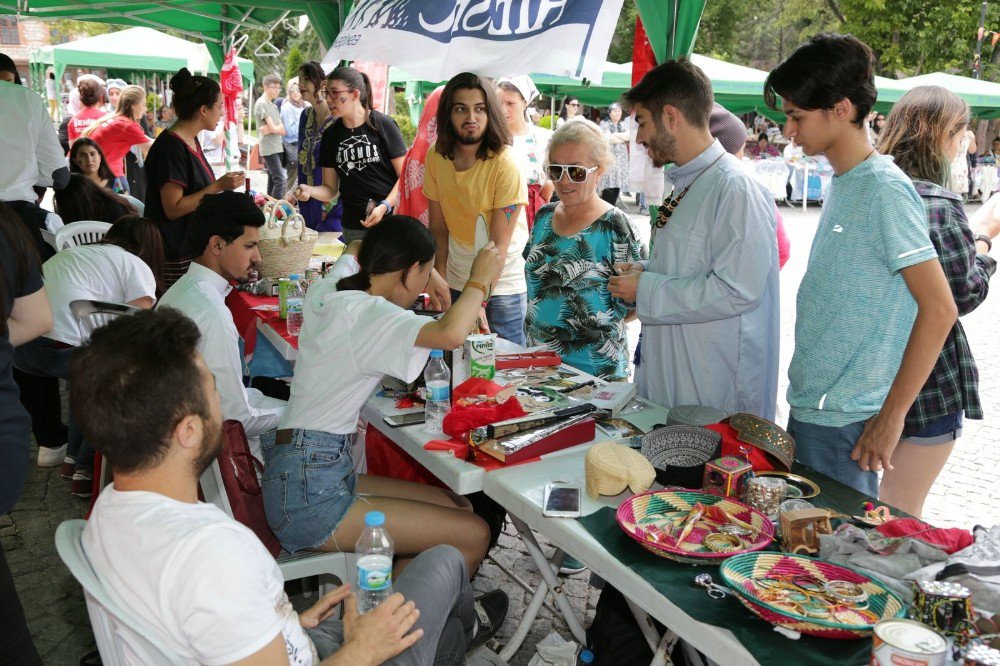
585, 442, 656, 499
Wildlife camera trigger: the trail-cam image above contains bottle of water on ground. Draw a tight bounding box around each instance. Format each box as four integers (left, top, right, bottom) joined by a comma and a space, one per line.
424, 349, 451, 433
286, 274, 305, 337
356, 511, 393, 614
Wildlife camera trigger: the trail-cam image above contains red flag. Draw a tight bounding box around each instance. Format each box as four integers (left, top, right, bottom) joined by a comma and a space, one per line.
992, 31, 1000, 47
220, 48, 243, 132
632, 16, 657, 86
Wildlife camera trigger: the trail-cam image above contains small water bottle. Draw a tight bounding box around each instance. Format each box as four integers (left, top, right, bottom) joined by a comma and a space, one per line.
285, 274, 305, 337
356, 511, 394, 614
424, 350, 451, 434
577, 648, 595, 665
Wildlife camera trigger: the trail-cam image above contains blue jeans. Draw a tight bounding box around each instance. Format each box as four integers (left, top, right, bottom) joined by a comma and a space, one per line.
449, 289, 526, 345
904, 411, 963, 445
787, 416, 878, 497
12, 338, 92, 472
306, 545, 474, 665
263, 151, 286, 200
260, 429, 357, 554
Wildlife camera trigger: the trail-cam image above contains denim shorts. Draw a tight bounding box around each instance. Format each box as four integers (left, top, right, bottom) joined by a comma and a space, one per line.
903, 411, 963, 446
787, 416, 879, 497
260, 429, 358, 554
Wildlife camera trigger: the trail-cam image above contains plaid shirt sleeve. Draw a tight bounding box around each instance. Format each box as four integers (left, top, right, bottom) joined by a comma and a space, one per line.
904, 182, 997, 436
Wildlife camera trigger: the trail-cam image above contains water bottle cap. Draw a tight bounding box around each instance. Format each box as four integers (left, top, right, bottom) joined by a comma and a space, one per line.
579, 649, 594, 663
364, 511, 385, 526
429, 349, 443, 358
289, 273, 300, 280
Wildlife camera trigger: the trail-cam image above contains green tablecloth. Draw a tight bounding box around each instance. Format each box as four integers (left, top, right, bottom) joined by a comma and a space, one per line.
577, 465, 900, 665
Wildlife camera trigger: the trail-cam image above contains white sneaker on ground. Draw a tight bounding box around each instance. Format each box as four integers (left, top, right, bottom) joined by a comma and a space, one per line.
37, 444, 68, 467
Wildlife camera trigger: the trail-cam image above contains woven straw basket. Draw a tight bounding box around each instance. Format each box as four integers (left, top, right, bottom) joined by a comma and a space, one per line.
585, 442, 655, 499
256, 200, 317, 279
719, 552, 905, 639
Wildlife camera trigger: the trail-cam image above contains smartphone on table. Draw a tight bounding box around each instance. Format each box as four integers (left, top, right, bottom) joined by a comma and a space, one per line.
383, 411, 425, 428
542, 484, 582, 518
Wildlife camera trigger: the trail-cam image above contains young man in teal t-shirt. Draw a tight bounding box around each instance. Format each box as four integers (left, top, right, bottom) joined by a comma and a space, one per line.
765, 34, 957, 496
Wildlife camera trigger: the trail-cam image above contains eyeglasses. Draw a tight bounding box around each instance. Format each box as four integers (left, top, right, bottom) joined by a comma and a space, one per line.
547, 164, 599, 183
567, 102, 579, 107
325, 88, 353, 98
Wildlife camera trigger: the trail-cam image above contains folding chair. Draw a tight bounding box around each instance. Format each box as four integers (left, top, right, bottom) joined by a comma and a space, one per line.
55, 520, 184, 666
54, 220, 112, 251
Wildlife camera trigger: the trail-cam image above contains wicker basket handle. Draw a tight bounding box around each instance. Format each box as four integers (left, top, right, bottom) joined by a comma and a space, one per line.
279, 212, 308, 246
262, 201, 281, 230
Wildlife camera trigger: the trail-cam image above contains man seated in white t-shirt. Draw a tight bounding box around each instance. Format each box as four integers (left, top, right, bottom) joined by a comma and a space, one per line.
158, 192, 285, 459
71, 308, 482, 665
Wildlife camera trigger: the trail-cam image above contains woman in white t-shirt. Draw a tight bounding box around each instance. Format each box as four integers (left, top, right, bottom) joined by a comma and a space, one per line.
497, 76, 553, 230
263, 215, 501, 577
14, 216, 163, 495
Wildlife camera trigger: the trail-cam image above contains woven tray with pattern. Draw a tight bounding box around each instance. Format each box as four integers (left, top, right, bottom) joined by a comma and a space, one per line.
719, 552, 906, 639
615, 490, 775, 565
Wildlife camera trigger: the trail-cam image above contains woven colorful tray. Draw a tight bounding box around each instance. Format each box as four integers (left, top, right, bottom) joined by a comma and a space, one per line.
719, 552, 906, 639
615, 489, 775, 565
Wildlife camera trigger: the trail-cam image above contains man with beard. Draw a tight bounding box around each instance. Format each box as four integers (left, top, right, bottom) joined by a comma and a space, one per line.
72, 308, 477, 664
424, 72, 529, 344
608, 59, 779, 419
158, 192, 285, 460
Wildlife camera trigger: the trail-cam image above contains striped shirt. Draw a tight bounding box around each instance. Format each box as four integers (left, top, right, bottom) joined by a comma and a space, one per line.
788, 155, 938, 427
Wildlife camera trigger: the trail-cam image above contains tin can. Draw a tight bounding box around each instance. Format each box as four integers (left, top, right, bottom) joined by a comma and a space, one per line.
464, 333, 496, 379
910, 580, 973, 635
872, 619, 948, 666
965, 645, 1000, 665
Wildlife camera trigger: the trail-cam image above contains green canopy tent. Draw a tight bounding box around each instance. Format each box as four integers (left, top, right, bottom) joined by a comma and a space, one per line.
890, 72, 1000, 119
636, 0, 706, 62
29, 26, 254, 91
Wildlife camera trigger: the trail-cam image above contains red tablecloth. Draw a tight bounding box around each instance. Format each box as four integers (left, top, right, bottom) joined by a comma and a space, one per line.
226, 290, 298, 356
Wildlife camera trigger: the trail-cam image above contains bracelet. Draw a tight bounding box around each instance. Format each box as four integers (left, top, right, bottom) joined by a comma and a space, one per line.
379, 199, 394, 214
976, 234, 992, 253
465, 280, 488, 297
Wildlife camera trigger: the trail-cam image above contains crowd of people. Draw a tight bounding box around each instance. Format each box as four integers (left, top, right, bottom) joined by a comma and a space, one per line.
3, 30, 1000, 664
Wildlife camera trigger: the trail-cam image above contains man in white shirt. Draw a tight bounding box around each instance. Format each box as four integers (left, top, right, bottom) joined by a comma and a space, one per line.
71, 308, 480, 665
158, 192, 285, 458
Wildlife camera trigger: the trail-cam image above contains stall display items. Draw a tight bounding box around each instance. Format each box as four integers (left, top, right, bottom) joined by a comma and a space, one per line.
464, 333, 497, 379
702, 456, 754, 498
476, 413, 595, 464
742, 476, 787, 519
965, 645, 1000, 666
779, 507, 833, 555
756, 470, 821, 499
910, 580, 974, 636
640, 425, 722, 489
720, 552, 906, 639
871, 619, 948, 665
585, 442, 656, 499
616, 489, 774, 564
727, 413, 796, 471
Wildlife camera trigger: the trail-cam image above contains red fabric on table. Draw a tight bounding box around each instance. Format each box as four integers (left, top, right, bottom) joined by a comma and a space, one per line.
366, 425, 446, 487
442, 378, 527, 438
225, 290, 298, 356
875, 518, 974, 555
704, 422, 777, 472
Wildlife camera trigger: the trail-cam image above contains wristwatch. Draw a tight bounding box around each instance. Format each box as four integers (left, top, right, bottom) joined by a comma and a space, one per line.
975, 234, 992, 253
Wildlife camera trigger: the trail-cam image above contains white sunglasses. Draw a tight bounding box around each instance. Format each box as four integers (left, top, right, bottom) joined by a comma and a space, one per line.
547, 164, 599, 183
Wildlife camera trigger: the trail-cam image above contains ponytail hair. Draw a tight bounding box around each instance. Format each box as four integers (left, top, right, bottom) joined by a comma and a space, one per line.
337, 216, 436, 292
327, 66, 377, 131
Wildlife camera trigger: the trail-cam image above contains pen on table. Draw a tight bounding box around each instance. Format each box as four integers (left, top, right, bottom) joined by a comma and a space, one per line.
558, 380, 596, 394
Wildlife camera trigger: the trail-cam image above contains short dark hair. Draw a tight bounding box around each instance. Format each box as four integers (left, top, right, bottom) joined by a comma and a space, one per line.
262, 74, 281, 87
186, 191, 265, 258
169, 67, 221, 121
70, 308, 210, 474
337, 215, 436, 292
78, 78, 103, 107
764, 33, 876, 127
623, 59, 714, 129
435, 72, 511, 161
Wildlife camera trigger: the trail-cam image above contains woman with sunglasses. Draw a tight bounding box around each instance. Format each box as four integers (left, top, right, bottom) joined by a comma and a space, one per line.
556, 95, 581, 128
289, 61, 342, 232
523, 120, 646, 380
294, 66, 406, 243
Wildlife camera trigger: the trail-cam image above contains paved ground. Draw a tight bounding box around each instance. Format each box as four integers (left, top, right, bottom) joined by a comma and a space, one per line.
7, 191, 1000, 664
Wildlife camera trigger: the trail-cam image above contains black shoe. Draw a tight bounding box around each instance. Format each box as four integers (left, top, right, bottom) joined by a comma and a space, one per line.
467, 589, 509, 654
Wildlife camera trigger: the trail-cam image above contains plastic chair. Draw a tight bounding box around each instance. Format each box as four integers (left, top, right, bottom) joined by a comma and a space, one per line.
199, 459, 355, 588
55, 520, 185, 665
70, 300, 142, 344
54, 220, 112, 251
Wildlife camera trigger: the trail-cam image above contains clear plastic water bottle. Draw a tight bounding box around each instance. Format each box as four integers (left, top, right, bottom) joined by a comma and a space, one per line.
285, 274, 305, 337
356, 511, 394, 614
424, 349, 451, 433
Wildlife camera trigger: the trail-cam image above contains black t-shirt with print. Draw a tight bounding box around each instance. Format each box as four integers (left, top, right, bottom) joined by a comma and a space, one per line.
318, 110, 406, 230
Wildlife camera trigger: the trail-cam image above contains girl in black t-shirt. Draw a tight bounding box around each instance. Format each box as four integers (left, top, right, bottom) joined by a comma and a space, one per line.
144, 68, 244, 286
294, 66, 407, 243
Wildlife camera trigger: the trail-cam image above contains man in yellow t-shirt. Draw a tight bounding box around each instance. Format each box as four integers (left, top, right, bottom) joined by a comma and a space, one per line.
424, 72, 529, 344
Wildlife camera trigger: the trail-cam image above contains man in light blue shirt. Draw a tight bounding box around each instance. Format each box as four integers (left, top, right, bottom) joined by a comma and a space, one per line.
609, 59, 779, 420
766, 33, 957, 495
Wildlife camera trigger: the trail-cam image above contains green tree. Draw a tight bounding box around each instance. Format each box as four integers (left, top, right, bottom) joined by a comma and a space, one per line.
285, 45, 306, 83
607, 2, 639, 63
47, 19, 115, 44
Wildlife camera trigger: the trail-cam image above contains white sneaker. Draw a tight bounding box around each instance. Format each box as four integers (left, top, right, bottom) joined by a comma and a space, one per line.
37, 444, 68, 467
